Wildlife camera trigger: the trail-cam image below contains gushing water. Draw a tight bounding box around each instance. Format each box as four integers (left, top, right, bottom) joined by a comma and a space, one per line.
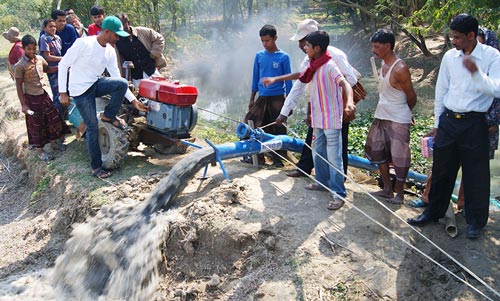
0, 148, 215, 300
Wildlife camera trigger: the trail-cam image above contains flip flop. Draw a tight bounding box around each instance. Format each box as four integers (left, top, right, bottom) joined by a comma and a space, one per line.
327, 200, 345, 210
101, 115, 127, 130
92, 168, 112, 179
409, 198, 427, 208
38, 152, 54, 161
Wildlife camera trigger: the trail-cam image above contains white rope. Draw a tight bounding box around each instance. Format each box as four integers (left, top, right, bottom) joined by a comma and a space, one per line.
256, 123, 498, 301
195, 108, 499, 300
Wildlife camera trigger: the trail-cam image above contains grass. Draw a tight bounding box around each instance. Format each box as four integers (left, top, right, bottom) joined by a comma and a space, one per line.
192, 119, 238, 145
30, 176, 50, 203
0, 37, 11, 58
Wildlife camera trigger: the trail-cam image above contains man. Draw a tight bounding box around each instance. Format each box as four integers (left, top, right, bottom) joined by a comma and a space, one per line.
64, 8, 75, 16
407, 14, 500, 239
263, 19, 359, 177
2, 27, 23, 80
364, 29, 417, 205
115, 13, 167, 87
67, 13, 88, 37
88, 5, 105, 36
58, 16, 148, 179
51, 9, 79, 55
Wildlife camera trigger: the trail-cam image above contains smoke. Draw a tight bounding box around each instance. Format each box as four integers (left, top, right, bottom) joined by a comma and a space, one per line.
171, 10, 371, 122
171, 11, 305, 121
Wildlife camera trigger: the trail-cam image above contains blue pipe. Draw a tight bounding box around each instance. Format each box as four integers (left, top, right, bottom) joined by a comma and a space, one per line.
347, 154, 428, 183
212, 124, 500, 209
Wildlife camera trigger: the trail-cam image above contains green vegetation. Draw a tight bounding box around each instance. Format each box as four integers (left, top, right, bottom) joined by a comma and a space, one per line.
30, 176, 50, 203
192, 119, 238, 145
1, 1, 498, 59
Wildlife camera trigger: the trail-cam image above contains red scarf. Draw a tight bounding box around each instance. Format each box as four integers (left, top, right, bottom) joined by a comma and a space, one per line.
298, 51, 331, 83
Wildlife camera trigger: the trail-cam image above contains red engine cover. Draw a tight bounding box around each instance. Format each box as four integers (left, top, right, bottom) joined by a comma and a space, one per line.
138, 77, 198, 106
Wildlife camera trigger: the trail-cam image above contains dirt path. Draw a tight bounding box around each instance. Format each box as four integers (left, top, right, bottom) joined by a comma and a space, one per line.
0, 72, 498, 300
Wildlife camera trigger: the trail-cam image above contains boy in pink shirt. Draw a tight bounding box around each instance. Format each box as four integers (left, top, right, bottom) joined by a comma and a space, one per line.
277, 31, 355, 210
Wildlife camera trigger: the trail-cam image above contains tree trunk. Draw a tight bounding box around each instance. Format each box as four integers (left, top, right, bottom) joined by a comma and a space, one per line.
247, 0, 253, 18
399, 26, 433, 56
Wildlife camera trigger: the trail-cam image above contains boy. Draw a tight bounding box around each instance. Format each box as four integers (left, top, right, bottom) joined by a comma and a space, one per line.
14, 35, 71, 161
276, 31, 355, 210
246, 24, 292, 167
51, 9, 78, 55
39, 18, 64, 119
88, 5, 105, 36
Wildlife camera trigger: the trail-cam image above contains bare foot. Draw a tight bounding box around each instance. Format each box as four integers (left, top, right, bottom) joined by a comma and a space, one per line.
372, 190, 394, 198
387, 195, 404, 204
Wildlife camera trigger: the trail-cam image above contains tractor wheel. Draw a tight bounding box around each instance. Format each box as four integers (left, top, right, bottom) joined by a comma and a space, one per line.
98, 121, 130, 169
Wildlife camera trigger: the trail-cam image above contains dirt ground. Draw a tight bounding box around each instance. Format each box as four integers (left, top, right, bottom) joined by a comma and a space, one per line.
0, 58, 498, 301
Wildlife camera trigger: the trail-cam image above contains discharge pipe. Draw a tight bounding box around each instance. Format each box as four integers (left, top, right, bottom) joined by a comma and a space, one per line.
202, 123, 429, 184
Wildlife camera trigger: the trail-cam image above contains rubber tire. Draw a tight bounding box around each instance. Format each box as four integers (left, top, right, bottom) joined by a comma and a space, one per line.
98, 121, 130, 169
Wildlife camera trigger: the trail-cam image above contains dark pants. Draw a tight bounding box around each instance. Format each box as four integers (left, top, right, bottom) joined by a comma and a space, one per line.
296, 121, 350, 176
424, 109, 490, 227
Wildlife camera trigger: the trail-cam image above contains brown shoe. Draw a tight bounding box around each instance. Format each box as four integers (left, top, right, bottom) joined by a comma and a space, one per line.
287, 170, 307, 178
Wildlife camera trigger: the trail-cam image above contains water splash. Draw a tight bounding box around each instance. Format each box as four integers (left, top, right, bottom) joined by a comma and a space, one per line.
0, 148, 215, 300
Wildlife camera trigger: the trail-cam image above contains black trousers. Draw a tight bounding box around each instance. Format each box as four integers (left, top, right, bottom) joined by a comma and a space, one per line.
424, 110, 490, 227
296, 122, 350, 176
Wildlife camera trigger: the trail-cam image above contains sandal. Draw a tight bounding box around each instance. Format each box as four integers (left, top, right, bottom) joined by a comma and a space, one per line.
101, 115, 127, 130
327, 199, 345, 210
304, 183, 326, 191
39, 152, 54, 161
92, 168, 112, 179
409, 198, 427, 208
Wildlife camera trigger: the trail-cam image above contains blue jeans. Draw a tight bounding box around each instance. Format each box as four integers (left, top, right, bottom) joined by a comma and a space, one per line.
313, 128, 346, 197
73, 77, 128, 170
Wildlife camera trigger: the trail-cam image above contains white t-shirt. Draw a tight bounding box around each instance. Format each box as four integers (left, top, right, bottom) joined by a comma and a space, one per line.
58, 35, 134, 101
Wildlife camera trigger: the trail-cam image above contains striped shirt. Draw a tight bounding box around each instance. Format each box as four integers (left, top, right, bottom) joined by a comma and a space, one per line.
309, 60, 344, 129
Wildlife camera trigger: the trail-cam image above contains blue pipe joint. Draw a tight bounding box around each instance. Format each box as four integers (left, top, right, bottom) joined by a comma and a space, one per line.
236, 123, 270, 141
236, 123, 252, 139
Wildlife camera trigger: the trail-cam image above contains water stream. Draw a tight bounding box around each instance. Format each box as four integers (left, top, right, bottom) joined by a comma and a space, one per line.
0, 148, 215, 300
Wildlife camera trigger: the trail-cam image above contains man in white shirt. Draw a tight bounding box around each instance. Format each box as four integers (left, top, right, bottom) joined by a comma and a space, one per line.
58, 16, 147, 179
407, 14, 500, 239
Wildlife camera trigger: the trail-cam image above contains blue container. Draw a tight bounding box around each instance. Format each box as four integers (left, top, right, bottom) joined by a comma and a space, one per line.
68, 101, 83, 128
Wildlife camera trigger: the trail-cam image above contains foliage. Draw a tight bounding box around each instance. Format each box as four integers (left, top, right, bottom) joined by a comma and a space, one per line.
192, 118, 238, 145
30, 176, 50, 203
0, 0, 51, 31
410, 0, 500, 35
